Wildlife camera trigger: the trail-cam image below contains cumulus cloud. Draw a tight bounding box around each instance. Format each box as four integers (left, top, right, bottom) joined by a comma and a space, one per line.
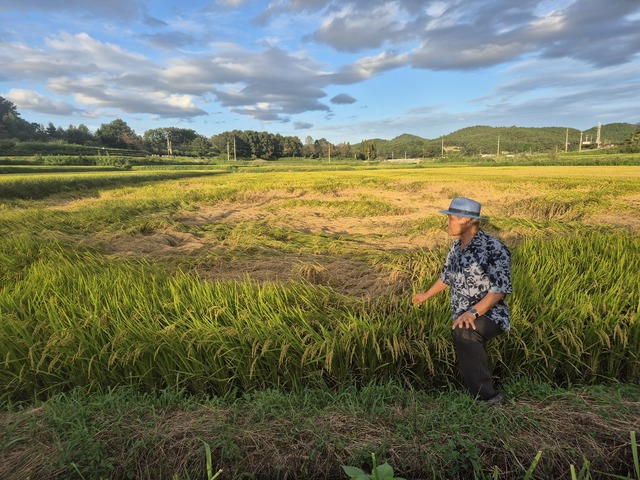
258, 0, 640, 71
49, 75, 207, 118
4, 88, 79, 115
1, 30, 341, 121
330, 94, 356, 104
312, 3, 408, 52
294, 121, 314, 129
331, 51, 408, 84
45, 32, 153, 71
163, 44, 333, 120
253, 0, 329, 24
2, 0, 638, 130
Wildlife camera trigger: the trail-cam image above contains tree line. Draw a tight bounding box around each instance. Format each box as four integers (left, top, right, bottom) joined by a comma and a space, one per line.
1, 95, 363, 160
3, 95, 638, 159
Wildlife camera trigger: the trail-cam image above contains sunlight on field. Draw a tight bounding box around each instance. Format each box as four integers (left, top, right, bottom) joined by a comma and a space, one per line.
1, 163, 639, 400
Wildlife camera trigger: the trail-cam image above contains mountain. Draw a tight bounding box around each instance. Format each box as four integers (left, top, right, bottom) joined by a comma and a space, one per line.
353, 123, 639, 158
582, 123, 639, 144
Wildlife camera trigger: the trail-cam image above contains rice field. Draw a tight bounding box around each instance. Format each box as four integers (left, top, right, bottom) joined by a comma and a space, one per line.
1, 162, 639, 401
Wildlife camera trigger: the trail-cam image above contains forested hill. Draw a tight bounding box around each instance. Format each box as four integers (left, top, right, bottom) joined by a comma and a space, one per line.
582, 122, 639, 144
437, 125, 581, 155
359, 123, 639, 158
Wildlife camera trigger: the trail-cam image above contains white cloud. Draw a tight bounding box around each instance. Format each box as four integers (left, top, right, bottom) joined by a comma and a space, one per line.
332, 51, 409, 83
313, 3, 406, 52
1, 0, 638, 133
330, 94, 356, 104
294, 121, 314, 129
45, 32, 151, 70
4, 88, 79, 115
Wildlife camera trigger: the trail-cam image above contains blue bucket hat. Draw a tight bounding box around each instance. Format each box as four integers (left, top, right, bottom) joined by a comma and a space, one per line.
439, 197, 488, 220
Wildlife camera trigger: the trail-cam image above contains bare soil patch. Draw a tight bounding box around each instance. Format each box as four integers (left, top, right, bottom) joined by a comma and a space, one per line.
194, 253, 404, 297
93, 229, 208, 257
46, 182, 639, 295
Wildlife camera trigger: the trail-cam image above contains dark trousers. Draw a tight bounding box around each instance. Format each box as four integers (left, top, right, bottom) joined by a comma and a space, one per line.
452, 316, 504, 400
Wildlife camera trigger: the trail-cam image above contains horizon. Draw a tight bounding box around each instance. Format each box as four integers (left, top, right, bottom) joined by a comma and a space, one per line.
4, 99, 636, 144
1, 1, 639, 144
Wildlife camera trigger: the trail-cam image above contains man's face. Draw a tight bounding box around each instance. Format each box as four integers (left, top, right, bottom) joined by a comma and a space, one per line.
446, 215, 473, 236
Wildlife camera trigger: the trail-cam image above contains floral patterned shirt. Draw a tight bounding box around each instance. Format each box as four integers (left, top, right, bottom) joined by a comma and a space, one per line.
439, 230, 512, 331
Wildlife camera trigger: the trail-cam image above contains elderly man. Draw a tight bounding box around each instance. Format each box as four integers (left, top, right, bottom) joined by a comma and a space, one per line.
412, 197, 512, 404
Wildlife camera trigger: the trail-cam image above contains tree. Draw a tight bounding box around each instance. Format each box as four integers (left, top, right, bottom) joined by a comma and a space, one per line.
0, 95, 37, 140
191, 136, 211, 157
65, 124, 94, 145
303, 135, 314, 157
313, 138, 332, 158
143, 127, 198, 155
281, 135, 303, 157
335, 142, 351, 158
46, 122, 58, 139
96, 119, 141, 149
358, 141, 377, 160
0, 96, 19, 118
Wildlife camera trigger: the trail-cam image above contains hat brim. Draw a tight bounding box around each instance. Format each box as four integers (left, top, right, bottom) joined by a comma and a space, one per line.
439, 209, 488, 220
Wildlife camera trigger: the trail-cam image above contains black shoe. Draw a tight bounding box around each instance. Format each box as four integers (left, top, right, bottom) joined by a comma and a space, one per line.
484, 393, 504, 405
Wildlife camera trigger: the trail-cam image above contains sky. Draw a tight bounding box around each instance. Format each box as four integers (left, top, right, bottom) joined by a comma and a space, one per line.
1, 0, 639, 144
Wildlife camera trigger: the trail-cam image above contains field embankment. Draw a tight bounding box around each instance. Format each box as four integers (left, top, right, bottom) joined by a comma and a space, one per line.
2, 383, 639, 480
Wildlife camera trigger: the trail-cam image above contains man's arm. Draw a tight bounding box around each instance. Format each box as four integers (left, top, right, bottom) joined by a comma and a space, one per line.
411, 278, 448, 306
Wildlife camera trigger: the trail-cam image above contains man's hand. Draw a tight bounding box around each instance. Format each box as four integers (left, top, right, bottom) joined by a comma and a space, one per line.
452, 311, 477, 330
411, 292, 429, 306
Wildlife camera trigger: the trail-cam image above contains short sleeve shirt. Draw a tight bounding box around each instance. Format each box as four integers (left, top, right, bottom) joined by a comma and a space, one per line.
439, 230, 512, 331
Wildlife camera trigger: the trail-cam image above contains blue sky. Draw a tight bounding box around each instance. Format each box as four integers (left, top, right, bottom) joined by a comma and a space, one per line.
1, 0, 639, 144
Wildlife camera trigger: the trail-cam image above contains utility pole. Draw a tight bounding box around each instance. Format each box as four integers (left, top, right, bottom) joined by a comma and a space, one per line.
233, 136, 237, 161
227, 141, 230, 162
441, 138, 444, 156
497, 135, 500, 156
579, 132, 583, 152
328, 143, 331, 163
596, 122, 602, 148
565, 128, 569, 153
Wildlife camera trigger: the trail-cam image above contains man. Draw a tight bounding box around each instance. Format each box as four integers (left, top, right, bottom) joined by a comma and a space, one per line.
412, 197, 512, 405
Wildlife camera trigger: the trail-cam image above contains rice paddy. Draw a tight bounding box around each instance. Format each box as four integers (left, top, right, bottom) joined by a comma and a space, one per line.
1, 162, 639, 400
1, 159, 639, 478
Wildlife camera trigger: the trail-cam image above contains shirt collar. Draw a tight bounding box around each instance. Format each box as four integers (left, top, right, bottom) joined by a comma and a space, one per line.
456, 229, 485, 252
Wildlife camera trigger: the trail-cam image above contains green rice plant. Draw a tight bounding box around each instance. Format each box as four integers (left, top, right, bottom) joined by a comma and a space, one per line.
1, 164, 639, 403
0, 170, 220, 200
0, 229, 638, 402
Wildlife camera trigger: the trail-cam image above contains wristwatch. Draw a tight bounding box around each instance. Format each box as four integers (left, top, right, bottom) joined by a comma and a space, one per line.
468, 308, 479, 319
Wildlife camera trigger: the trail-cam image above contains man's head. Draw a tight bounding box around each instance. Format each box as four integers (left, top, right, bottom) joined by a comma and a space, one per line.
439, 197, 487, 237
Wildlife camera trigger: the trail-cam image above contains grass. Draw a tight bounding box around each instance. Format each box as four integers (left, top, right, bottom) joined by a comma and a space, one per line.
1, 382, 639, 479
